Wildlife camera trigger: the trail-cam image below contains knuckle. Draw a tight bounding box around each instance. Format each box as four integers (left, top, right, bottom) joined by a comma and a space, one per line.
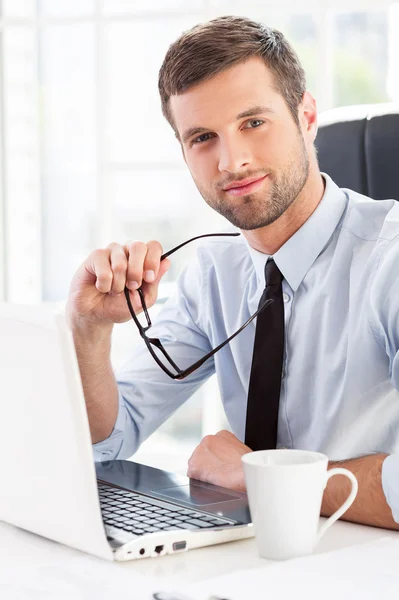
106, 241, 121, 250
202, 435, 214, 448
111, 262, 126, 275
216, 429, 231, 438
126, 240, 147, 254
97, 273, 112, 289
92, 248, 108, 261
97, 272, 112, 285
147, 240, 163, 254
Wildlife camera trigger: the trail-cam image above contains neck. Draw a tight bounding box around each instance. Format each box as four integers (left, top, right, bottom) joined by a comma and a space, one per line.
242, 169, 325, 255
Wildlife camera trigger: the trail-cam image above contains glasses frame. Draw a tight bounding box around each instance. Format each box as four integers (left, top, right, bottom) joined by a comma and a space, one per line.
124, 233, 274, 380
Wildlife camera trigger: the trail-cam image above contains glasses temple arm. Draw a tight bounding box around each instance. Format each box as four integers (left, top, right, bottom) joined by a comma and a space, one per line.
161, 232, 240, 260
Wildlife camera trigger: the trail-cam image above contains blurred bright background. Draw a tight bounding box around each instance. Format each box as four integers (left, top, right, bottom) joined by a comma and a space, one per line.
1, 0, 399, 473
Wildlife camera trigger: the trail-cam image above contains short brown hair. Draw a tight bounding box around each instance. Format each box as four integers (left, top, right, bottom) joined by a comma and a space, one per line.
158, 15, 307, 134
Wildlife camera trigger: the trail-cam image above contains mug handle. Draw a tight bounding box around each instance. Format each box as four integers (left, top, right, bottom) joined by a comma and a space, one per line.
315, 467, 358, 545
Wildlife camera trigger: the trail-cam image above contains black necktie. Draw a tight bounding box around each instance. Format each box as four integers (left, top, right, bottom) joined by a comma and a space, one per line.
245, 258, 285, 451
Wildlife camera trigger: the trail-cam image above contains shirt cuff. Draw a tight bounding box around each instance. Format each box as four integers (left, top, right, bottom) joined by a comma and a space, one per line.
382, 454, 399, 524
92, 391, 126, 463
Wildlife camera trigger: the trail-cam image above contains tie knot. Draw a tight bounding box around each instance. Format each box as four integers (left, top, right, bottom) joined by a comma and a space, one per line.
265, 258, 283, 286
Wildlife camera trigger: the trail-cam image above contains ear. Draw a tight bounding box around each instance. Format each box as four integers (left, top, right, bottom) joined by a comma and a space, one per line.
299, 91, 318, 143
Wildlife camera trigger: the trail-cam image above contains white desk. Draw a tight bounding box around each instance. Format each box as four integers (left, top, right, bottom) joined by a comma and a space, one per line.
119, 519, 391, 581
0, 517, 393, 592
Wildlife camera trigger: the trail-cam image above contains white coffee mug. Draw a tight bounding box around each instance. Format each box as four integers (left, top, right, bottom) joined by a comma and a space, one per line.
242, 449, 358, 561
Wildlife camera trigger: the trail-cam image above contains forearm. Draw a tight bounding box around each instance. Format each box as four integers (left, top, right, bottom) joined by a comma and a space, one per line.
321, 453, 399, 530
72, 322, 119, 444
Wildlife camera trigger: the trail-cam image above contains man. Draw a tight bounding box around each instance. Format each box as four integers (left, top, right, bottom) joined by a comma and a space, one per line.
67, 16, 399, 530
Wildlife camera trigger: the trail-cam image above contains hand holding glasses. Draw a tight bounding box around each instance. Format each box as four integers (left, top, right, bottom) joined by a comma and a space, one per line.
124, 233, 274, 380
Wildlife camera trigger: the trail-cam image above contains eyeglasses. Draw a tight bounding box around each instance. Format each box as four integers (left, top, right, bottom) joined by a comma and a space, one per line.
124, 232, 274, 380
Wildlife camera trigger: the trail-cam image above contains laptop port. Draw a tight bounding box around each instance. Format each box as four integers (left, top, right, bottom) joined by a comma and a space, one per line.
172, 541, 187, 551
154, 545, 164, 554
139, 548, 145, 555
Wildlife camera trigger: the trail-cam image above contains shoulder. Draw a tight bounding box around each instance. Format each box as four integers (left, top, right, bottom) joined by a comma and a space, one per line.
195, 231, 250, 264
339, 186, 399, 243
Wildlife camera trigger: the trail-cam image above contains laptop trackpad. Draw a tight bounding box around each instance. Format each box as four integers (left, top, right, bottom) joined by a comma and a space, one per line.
154, 484, 242, 506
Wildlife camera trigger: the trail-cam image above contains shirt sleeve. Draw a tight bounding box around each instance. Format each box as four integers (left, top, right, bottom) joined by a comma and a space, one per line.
382, 454, 399, 524
92, 247, 215, 462
367, 235, 399, 388
368, 234, 399, 522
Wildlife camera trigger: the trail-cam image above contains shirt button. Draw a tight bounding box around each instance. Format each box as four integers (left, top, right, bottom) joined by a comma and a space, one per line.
283, 293, 290, 303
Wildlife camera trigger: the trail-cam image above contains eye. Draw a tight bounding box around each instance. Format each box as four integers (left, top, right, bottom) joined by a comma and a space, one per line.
243, 119, 264, 129
191, 132, 213, 146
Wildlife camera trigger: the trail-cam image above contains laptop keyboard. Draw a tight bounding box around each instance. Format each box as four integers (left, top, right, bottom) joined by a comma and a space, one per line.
98, 482, 241, 537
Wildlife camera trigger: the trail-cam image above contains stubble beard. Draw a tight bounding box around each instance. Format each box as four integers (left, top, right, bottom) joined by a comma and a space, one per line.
197, 133, 310, 231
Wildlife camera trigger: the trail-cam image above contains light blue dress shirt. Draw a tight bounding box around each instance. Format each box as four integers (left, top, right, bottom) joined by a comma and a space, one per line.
94, 173, 399, 522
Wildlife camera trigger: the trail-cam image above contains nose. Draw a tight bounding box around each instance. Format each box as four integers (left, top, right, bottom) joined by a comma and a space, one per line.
217, 136, 251, 173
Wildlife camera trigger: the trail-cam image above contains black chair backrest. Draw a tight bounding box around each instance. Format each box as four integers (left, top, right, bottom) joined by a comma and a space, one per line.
315, 104, 399, 200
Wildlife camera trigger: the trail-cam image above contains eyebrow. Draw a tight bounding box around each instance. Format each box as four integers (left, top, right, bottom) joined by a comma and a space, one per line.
181, 105, 275, 144
236, 105, 275, 120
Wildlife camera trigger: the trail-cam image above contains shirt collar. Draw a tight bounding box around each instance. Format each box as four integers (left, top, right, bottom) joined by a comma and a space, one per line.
246, 173, 348, 291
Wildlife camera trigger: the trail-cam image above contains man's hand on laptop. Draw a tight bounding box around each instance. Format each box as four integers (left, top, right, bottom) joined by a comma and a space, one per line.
187, 430, 252, 492
66, 240, 171, 330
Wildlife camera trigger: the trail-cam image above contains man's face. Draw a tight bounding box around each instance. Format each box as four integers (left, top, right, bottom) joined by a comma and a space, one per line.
170, 57, 312, 231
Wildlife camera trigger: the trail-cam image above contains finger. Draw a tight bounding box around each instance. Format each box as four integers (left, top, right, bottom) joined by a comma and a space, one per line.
124, 241, 148, 291
215, 430, 251, 452
107, 243, 128, 295
215, 430, 237, 441
86, 249, 113, 294
142, 240, 164, 283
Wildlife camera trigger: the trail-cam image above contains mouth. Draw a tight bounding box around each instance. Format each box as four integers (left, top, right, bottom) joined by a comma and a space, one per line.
223, 175, 268, 197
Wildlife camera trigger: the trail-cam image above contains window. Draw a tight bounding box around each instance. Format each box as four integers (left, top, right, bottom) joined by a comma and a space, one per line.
333, 12, 391, 106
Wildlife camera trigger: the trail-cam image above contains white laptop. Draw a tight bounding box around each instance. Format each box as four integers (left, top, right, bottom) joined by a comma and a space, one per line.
0, 303, 253, 561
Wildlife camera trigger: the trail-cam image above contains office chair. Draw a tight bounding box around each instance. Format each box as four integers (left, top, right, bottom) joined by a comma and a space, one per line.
315, 103, 399, 200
